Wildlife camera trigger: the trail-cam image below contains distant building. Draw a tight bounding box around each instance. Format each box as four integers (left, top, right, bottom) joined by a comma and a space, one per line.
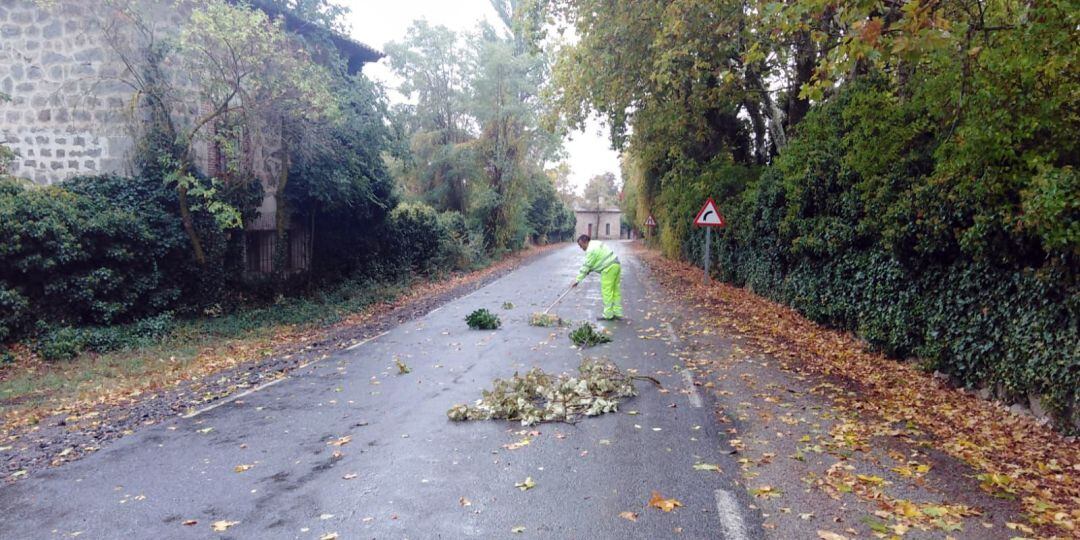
0, 0, 381, 273
574, 206, 623, 240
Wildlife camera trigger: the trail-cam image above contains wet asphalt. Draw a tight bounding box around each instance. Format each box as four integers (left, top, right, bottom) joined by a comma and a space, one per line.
0, 242, 762, 539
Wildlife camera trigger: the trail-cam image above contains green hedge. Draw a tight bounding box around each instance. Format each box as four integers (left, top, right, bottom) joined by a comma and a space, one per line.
0, 176, 185, 340
648, 80, 1079, 428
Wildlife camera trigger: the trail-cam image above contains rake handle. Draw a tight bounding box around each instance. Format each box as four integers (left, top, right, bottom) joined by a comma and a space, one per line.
542, 285, 575, 314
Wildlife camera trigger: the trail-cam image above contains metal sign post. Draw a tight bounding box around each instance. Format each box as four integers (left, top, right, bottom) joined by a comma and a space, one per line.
693, 198, 725, 284
704, 227, 712, 284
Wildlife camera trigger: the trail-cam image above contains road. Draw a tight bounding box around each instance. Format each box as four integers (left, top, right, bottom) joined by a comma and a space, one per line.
0, 242, 763, 539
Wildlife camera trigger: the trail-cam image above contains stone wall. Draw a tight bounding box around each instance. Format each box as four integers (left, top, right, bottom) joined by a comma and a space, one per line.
0, 1, 150, 184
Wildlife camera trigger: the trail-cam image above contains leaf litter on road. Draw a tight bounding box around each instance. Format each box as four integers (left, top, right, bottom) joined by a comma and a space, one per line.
639, 248, 1080, 536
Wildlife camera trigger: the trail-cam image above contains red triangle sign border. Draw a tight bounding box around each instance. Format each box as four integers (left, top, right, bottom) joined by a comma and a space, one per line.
694, 197, 726, 227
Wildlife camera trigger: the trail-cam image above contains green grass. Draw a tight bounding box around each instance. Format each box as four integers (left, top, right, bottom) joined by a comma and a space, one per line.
0, 276, 411, 424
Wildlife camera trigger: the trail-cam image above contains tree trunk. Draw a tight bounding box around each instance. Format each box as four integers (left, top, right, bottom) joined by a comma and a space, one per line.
788, 30, 816, 129
176, 169, 207, 266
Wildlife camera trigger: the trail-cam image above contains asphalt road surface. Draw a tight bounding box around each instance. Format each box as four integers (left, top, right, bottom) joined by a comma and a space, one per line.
0, 242, 763, 539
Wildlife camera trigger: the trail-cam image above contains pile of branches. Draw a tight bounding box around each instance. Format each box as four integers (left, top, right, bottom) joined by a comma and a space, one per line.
447, 358, 641, 425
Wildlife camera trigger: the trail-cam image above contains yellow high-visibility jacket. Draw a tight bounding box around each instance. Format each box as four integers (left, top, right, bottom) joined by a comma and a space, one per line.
576, 241, 618, 283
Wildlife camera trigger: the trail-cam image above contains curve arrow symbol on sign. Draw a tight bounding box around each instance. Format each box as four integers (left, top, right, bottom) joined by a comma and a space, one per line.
694, 198, 725, 227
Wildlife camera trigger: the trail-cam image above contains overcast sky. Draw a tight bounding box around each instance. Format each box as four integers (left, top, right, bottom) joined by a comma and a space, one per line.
342, 0, 621, 195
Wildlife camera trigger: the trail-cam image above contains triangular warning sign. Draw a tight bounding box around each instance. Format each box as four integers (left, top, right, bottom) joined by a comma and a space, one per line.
693, 198, 725, 227
645, 214, 656, 227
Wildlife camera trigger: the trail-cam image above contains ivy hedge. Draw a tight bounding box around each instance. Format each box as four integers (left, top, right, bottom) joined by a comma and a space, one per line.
649, 80, 1078, 429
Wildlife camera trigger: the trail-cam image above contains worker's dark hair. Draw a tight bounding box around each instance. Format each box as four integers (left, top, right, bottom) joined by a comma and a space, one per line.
577, 234, 591, 244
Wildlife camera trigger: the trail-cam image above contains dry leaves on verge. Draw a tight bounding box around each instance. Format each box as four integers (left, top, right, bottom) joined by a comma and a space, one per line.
639, 248, 1080, 536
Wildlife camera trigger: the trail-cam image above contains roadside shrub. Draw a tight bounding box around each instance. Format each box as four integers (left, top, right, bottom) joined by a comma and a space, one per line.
437, 210, 487, 271
0, 177, 178, 338
388, 202, 450, 274
34, 326, 85, 362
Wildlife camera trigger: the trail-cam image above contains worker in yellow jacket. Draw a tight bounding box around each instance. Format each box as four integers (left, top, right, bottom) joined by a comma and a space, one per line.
571, 234, 622, 320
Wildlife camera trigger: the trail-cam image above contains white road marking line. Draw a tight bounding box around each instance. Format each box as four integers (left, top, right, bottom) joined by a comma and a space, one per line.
183, 330, 388, 419
181, 376, 288, 419
663, 322, 680, 344
426, 305, 443, 316
714, 489, 750, 540
345, 330, 388, 351
682, 370, 704, 408
663, 322, 701, 407
459, 287, 483, 301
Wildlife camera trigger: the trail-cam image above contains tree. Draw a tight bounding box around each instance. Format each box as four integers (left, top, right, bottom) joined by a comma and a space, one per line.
385, 21, 473, 212
581, 172, 617, 210
388, 8, 570, 253
260, 0, 351, 34
102, 0, 338, 266
546, 162, 577, 207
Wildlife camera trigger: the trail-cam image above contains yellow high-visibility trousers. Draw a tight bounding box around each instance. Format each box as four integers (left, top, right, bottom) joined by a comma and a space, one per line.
600, 263, 622, 319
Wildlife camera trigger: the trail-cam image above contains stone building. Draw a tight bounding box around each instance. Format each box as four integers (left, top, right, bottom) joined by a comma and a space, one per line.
574, 206, 623, 240
0, 0, 381, 273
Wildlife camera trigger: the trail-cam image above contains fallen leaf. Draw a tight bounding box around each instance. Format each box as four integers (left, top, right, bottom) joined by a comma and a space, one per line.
211, 520, 239, 532
503, 438, 531, 450
511, 525, 526, 533
693, 463, 722, 472
648, 490, 682, 512
182, 520, 197, 526
319, 533, 339, 540
327, 435, 351, 447
515, 477, 536, 491
619, 511, 639, 522
817, 531, 848, 540
342, 473, 358, 480
234, 464, 253, 473
459, 496, 472, 507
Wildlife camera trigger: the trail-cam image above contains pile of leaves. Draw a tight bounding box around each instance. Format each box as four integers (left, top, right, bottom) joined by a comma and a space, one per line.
528, 313, 563, 327
447, 358, 636, 425
569, 322, 612, 347
465, 308, 501, 330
